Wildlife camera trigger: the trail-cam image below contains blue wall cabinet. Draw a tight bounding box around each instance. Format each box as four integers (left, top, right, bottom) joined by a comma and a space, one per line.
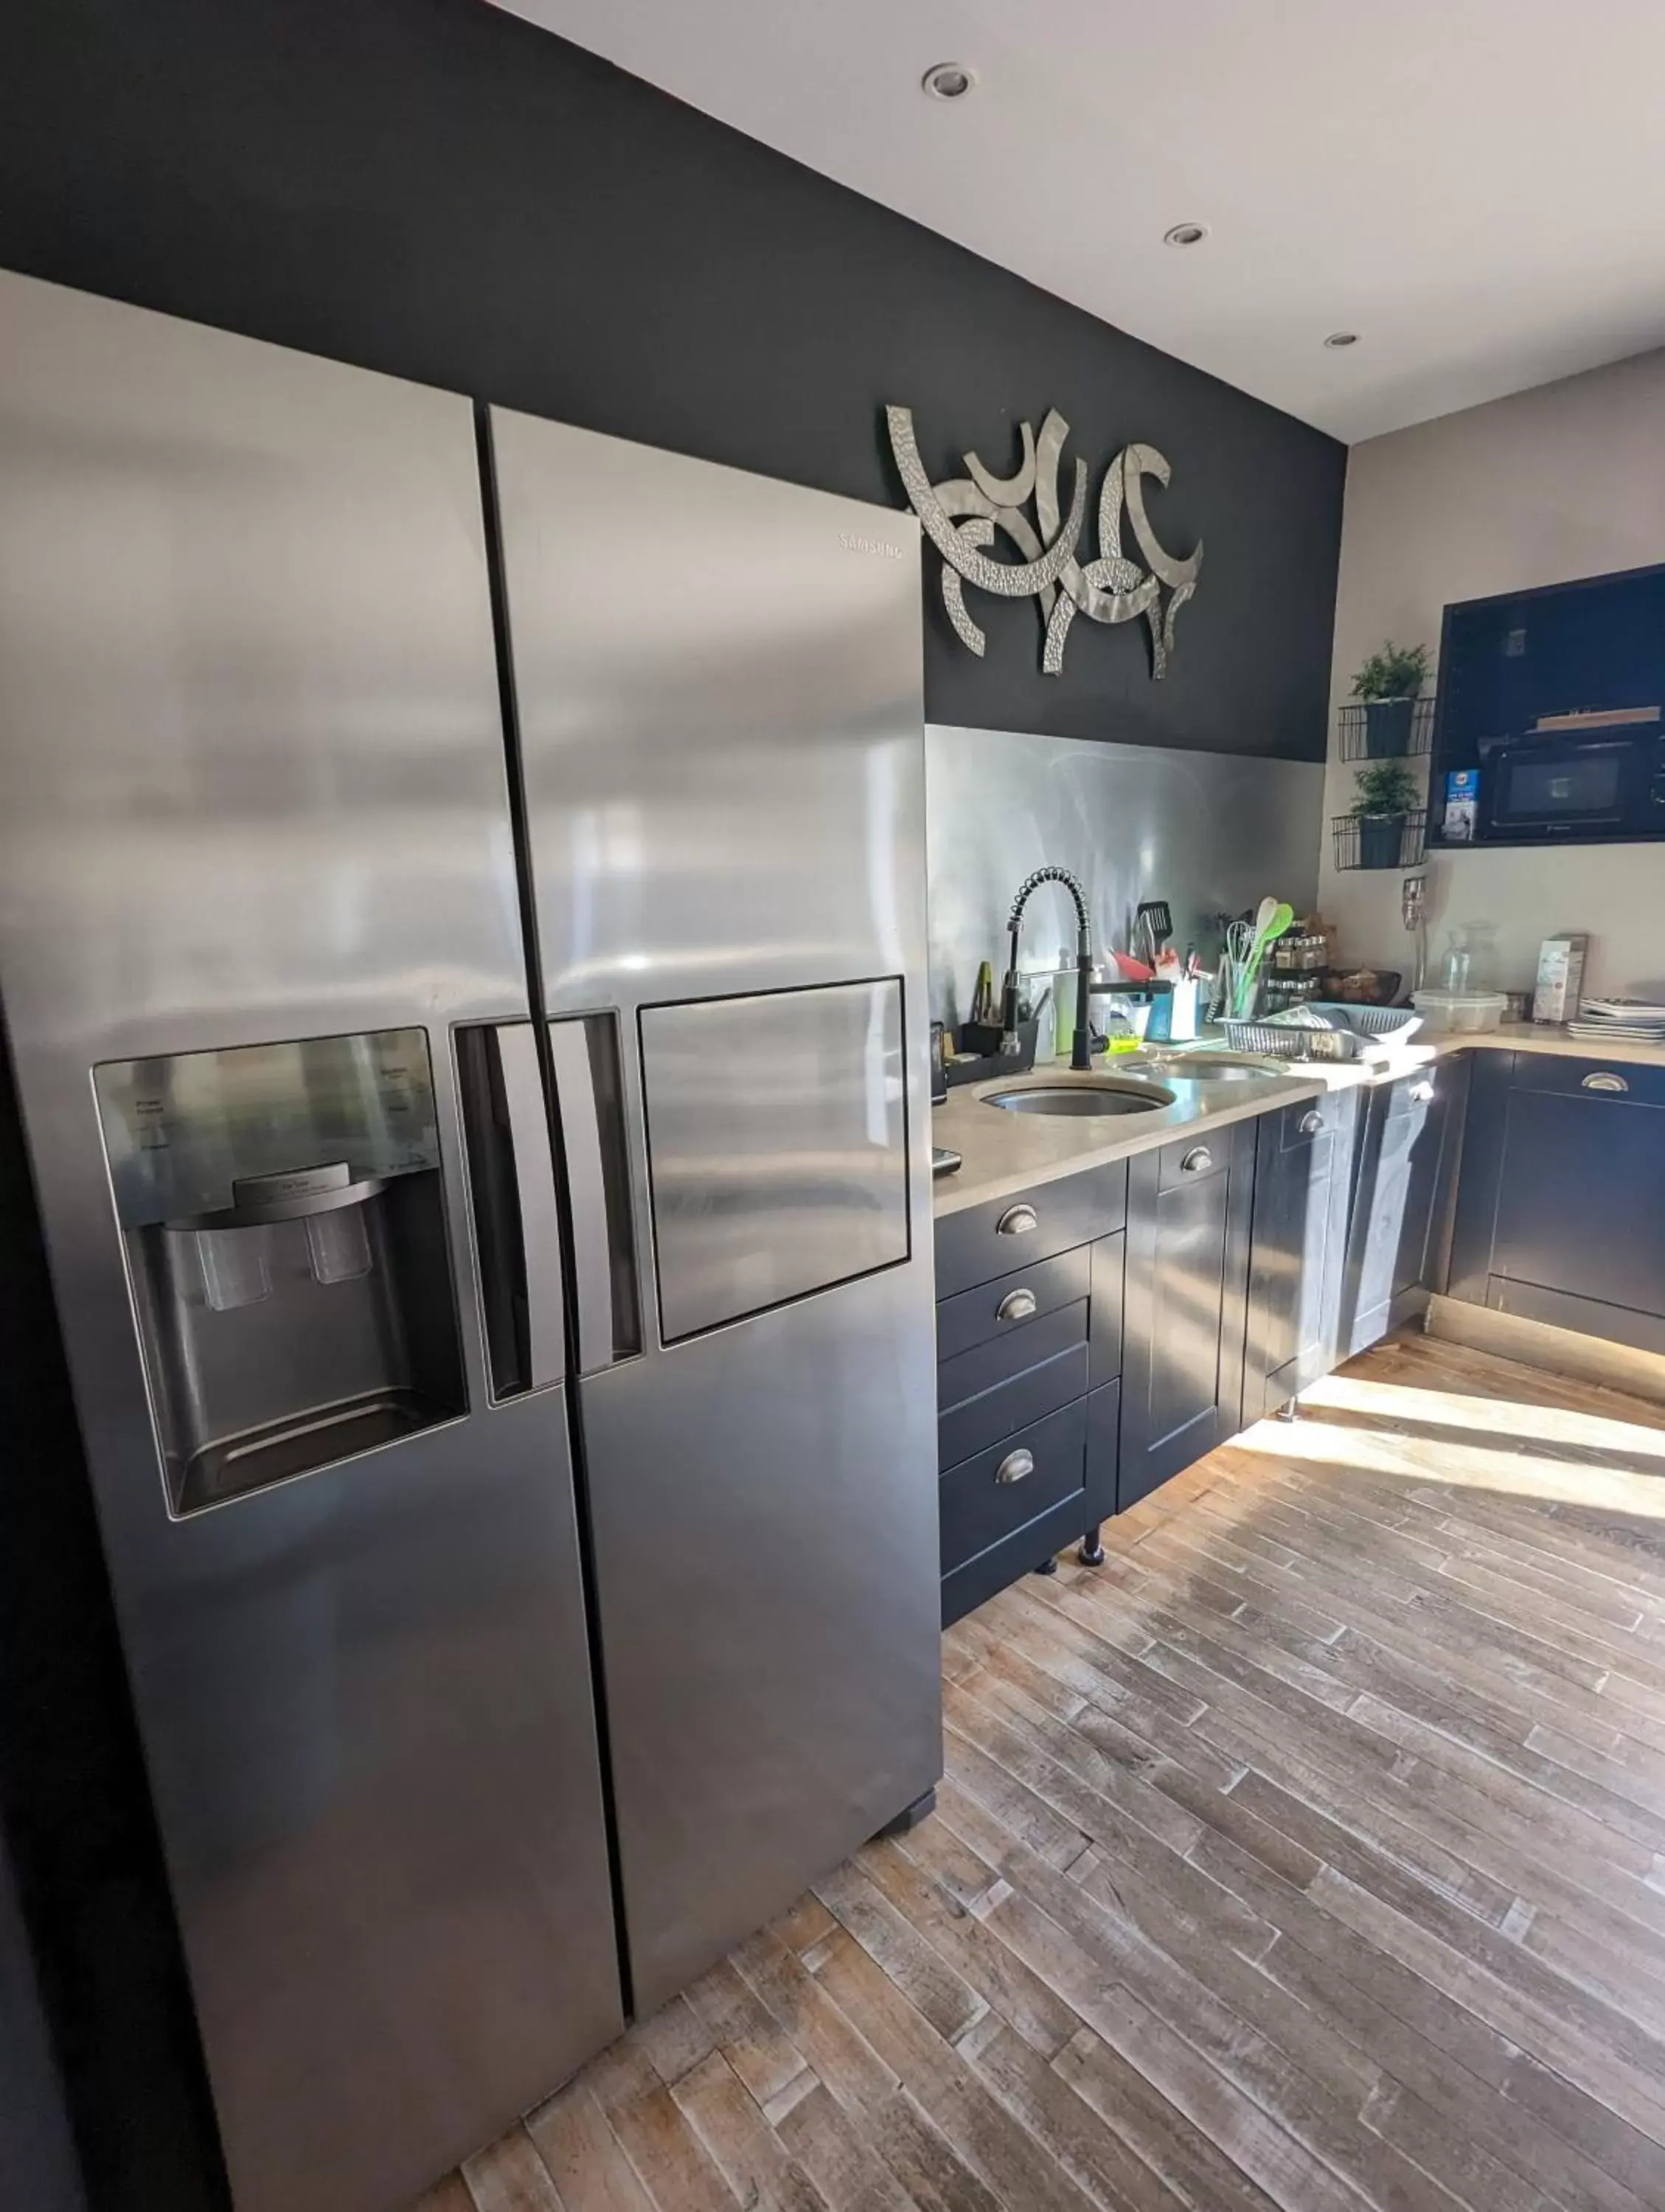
1449, 1054, 1665, 1353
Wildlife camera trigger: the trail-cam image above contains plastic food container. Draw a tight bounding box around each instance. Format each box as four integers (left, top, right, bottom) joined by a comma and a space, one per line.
1411, 989, 1507, 1032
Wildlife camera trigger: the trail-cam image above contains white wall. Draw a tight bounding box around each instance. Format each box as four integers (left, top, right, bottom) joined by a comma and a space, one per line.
1318, 348, 1665, 999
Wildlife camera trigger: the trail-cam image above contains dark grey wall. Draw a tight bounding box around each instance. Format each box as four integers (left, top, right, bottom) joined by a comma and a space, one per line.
0, 0, 1344, 762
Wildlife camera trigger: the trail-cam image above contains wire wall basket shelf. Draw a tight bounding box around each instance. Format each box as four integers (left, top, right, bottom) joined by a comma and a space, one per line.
1331, 809, 1428, 872
1338, 697, 1435, 761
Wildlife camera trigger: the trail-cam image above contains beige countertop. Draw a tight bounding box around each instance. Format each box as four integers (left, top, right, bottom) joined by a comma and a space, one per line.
1456, 1021, 1665, 1070
931, 1020, 1665, 1220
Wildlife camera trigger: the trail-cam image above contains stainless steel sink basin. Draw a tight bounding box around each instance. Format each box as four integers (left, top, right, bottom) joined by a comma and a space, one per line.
1133, 1051, 1288, 1082
983, 1080, 1175, 1117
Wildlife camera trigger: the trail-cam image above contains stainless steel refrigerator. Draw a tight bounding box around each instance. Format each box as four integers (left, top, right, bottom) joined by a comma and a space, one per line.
0, 269, 940, 2212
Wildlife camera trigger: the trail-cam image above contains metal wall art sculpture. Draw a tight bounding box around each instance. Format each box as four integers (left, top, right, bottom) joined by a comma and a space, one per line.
886, 405, 1203, 680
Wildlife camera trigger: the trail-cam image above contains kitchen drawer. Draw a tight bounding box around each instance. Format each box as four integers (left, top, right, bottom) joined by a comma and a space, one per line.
934, 1162, 1127, 1302
1088, 1231, 1125, 1388
941, 1484, 1094, 1628
936, 1300, 1088, 1469
938, 1379, 1121, 1627
1508, 1055, 1665, 1110
938, 1293, 1087, 1414
936, 1242, 1092, 1366
939, 1398, 1087, 1578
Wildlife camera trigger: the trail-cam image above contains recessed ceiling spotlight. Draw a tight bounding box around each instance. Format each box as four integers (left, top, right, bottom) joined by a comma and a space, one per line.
1324, 331, 1360, 348
1163, 222, 1209, 248
921, 61, 976, 101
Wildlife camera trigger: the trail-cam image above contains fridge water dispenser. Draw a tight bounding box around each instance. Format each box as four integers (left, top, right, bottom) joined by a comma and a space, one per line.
94, 1028, 465, 1514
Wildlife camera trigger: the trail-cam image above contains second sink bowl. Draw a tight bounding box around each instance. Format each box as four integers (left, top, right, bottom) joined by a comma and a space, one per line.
984, 1080, 1175, 1117
1133, 1050, 1289, 1082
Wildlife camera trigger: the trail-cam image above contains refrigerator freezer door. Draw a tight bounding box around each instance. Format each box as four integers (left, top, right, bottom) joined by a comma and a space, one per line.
490, 408, 941, 2008
0, 274, 622, 2212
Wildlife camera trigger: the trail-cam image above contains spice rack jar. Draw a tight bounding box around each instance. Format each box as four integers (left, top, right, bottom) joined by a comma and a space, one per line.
1262, 970, 1324, 1009
1269, 931, 1327, 971
1258, 928, 1329, 1009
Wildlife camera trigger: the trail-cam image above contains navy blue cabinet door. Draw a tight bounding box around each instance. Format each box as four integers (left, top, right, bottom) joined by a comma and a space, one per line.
1118, 1120, 1255, 1512
1453, 1055, 1665, 1349
1244, 1090, 1358, 1419
1342, 1061, 1466, 1357
1447, 1048, 1514, 1304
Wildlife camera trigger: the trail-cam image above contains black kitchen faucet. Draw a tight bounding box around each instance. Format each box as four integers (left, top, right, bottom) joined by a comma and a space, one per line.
1001, 866, 1093, 1073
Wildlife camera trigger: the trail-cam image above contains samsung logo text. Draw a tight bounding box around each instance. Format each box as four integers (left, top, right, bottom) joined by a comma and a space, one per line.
839, 532, 905, 560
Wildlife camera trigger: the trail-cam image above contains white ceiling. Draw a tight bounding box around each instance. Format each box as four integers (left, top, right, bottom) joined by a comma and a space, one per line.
493, 0, 1665, 442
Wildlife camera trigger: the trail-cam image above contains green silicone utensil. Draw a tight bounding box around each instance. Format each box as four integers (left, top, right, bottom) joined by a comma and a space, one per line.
1234, 901, 1296, 1016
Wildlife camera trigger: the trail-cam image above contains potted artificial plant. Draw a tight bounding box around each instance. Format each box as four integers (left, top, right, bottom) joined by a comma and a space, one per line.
1349, 759, 1420, 869
1350, 640, 1431, 756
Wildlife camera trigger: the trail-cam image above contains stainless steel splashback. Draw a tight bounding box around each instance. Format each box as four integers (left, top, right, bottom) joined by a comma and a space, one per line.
924, 726, 1324, 1025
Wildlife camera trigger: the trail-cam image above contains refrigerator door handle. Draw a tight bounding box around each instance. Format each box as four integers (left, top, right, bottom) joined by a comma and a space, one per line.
491, 1022, 569, 1392
548, 1016, 638, 1374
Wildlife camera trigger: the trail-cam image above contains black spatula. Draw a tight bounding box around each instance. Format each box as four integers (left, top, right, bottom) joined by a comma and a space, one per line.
1133, 900, 1173, 964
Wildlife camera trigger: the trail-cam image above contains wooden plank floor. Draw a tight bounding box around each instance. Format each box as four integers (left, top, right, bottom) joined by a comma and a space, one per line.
426, 1332, 1665, 2212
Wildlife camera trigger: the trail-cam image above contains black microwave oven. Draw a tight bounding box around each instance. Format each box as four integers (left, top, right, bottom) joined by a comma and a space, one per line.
1464, 714, 1665, 844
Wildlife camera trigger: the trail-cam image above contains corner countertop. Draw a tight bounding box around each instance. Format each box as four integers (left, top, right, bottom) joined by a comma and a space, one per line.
1458, 1021, 1665, 1071
930, 1020, 1665, 1220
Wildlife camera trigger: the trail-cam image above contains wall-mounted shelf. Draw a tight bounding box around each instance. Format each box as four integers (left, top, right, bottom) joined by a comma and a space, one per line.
1338, 698, 1434, 761
1426, 824, 1665, 852
1331, 810, 1428, 872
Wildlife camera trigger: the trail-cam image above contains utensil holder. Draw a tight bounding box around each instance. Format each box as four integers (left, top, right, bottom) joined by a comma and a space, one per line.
944, 1019, 1038, 1088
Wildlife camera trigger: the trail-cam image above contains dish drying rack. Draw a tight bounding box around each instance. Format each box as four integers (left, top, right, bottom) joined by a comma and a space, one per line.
1220, 1003, 1422, 1063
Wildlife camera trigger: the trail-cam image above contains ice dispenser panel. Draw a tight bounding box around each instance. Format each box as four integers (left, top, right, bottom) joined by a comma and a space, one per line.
95, 1028, 465, 1514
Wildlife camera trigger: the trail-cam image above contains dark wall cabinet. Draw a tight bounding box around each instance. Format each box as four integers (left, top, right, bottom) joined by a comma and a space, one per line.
1341, 1062, 1468, 1356
1119, 1121, 1256, 1513
1450, 1054, 1665, 1352
1242, 1091, 1359, 1421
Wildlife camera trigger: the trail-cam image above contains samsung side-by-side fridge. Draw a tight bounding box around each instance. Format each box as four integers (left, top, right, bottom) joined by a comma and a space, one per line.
0, 268, 941, 2212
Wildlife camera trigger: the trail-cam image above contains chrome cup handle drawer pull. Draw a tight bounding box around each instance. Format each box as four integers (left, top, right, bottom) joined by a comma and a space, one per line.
996, 1203, 1039, 1237
995, 1448, 1035, 1486
1180, 1146, 1213, 1175
995, 1287, 1038, 1323
1582, 1071, 1630, 1093
1298, 1110, 1324, 1136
